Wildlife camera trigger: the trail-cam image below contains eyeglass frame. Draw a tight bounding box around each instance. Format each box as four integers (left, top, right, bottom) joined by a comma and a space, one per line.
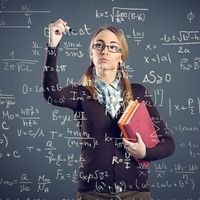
92, 42, 122, 53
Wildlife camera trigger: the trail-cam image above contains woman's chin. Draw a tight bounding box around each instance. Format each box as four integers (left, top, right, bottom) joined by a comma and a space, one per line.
96, 65, 115, 71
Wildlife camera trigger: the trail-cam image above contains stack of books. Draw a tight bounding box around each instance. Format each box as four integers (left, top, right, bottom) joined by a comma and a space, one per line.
118, 100, 159, 168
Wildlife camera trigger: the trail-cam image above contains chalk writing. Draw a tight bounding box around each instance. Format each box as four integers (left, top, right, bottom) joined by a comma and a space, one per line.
0, 0, 200, 199
96, 7, 149, 23
2, 58, 38, 72
161, 30, 200, 46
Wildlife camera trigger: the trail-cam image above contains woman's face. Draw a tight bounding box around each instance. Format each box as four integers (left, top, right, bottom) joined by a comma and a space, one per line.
90, 29, 122, 71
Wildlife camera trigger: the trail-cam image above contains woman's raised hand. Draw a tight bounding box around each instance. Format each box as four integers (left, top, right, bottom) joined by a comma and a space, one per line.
48, 18, 68, 47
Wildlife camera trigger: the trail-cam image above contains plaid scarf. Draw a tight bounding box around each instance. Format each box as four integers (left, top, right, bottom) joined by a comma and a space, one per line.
93, 69, 123, 118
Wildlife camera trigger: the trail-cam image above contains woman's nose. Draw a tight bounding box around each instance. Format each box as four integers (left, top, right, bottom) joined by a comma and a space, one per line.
101, 46, 109, 54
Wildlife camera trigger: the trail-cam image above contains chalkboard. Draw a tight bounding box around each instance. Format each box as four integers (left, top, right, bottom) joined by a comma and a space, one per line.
0, 0, 200, 199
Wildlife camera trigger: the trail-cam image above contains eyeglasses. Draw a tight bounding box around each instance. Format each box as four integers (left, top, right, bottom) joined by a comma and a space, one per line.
92, 42, 122, 53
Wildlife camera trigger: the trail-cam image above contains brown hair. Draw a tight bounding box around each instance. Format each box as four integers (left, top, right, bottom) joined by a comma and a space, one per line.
79, 26, 133, 107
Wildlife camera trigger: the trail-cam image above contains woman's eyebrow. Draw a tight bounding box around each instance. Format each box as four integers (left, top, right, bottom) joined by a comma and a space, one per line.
95, 39, 120, 45
110, 41, 120, 45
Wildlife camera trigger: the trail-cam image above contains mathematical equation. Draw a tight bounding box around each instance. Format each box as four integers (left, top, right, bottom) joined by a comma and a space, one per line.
0, 90, 16, 109
161, 30, 200, 46
179, 141, 200, 159
2, 106, 40, 128
0, 0, 50, 29
0, 173, 51, 193
1, 51, 39, 73
144, 42, 200, 73
96, 7, 149, 23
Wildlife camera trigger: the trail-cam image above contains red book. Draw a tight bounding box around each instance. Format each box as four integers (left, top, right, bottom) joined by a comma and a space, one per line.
118, 100, 159, 168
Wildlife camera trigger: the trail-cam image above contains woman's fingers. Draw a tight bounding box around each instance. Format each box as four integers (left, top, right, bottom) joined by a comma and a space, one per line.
49, 19, 67, 35
48, 18, 68, 47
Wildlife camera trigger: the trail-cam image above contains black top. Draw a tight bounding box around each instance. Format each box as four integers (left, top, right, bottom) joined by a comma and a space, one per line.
42, 47, 175, 193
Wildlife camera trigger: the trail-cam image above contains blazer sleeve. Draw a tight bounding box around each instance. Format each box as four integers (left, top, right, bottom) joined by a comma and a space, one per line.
133, 83, 176, 161
42, 46, 83, 111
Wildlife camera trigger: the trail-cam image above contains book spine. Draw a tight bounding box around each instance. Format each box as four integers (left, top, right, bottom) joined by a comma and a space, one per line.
118, 123, 129, 139
123, 100, 138, 123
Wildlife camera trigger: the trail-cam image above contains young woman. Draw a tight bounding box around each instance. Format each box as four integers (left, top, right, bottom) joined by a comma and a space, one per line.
43, 18, 175, 200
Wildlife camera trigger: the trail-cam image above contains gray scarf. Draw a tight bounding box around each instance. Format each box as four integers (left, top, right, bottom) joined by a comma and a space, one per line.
92, 68, 123, 118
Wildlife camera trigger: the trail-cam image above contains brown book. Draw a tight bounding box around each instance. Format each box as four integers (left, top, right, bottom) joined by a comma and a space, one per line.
118, 100, 159, 168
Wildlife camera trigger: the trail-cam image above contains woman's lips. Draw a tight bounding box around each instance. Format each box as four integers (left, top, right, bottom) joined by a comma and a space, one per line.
99, 58, 109, 63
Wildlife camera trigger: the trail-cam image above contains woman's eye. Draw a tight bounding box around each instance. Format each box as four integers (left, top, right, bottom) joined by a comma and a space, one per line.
96, 43, 103, 48
110, 45, 117, 50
